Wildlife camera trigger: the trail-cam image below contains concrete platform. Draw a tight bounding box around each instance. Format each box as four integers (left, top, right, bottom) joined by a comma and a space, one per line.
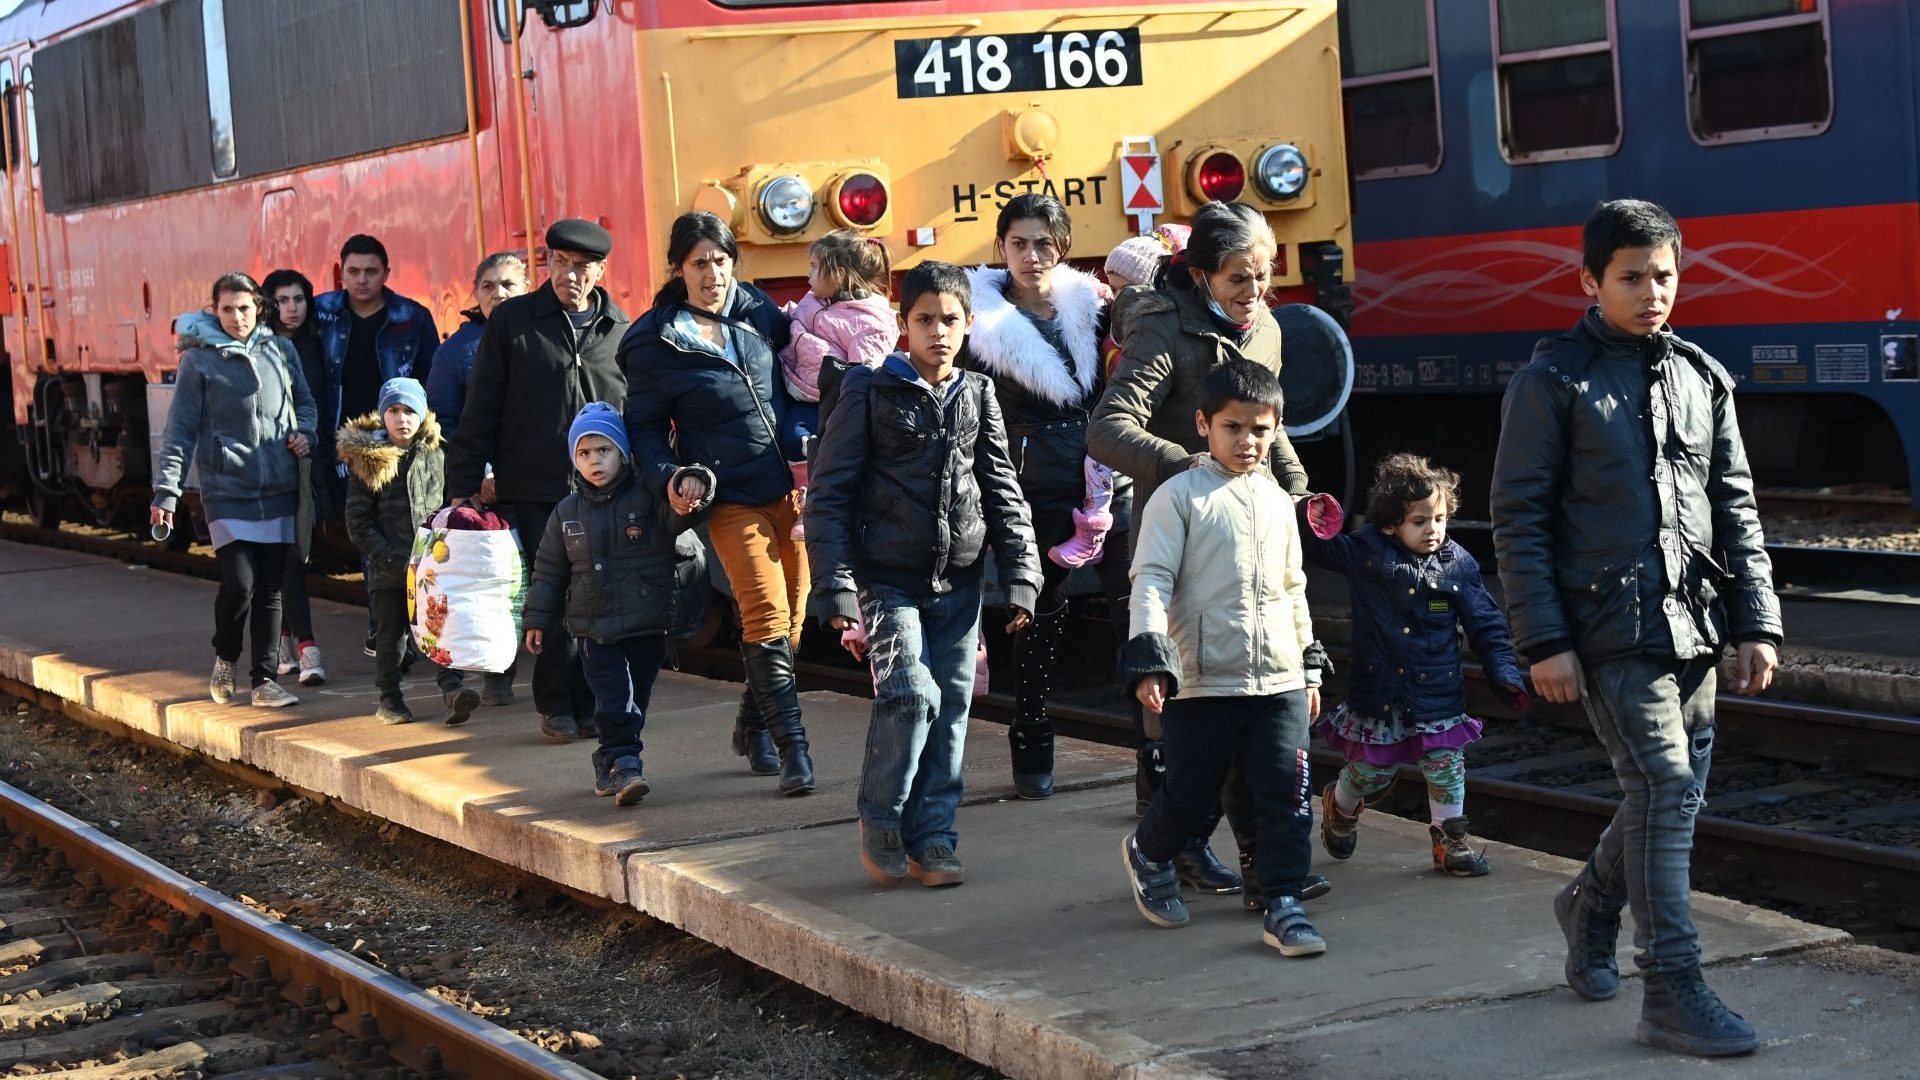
0, 541, 1865, 1079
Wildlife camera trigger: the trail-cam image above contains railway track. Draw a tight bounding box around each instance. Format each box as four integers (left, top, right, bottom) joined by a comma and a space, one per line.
0, 779, 595, 1079
5, 514, 1918, 945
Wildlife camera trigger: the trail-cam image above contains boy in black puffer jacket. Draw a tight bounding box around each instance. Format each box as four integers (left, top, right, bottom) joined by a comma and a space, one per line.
523, 403, 712, 805
341, 378, 477, 727
806, 262, 1042, 889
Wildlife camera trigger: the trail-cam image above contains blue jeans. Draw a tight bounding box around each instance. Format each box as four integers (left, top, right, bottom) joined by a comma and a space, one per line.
856, 580, 982, 857
1578, 655, 1716, 974
579, 635, 669, 773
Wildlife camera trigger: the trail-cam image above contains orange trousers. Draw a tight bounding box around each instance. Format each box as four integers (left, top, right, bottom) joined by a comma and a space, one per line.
708, 491, 810, 646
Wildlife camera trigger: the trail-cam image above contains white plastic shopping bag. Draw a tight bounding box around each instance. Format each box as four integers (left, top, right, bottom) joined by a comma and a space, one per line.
409, 507, 525, 673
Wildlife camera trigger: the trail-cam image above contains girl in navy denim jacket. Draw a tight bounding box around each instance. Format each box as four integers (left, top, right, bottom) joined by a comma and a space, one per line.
1299, 453, 1527, 877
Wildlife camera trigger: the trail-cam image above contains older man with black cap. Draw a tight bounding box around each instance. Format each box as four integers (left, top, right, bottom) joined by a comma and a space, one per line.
449, 218, 632, 739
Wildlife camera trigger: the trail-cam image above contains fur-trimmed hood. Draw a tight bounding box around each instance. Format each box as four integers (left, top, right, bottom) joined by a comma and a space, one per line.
964, 264, 1106, 408
336, 411, 444, 490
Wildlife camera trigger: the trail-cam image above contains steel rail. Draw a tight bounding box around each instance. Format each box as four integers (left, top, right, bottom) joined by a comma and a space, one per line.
0, 779, 598, 1079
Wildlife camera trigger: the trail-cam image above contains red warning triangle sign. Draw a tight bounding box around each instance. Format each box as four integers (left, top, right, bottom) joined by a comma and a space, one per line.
1125, 155, 1156, 180
1127, 183, 1160, 210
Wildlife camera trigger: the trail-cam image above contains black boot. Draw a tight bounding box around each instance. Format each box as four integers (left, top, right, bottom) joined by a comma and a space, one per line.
1239, 851, 1333, 911
728, 685, 780, 776
740, 640, 815, 796
1009, 603, 1067, 800
1172, 841, 1243, 894
1554, 865, 1622, 1001
1637, 968, 1759, 1057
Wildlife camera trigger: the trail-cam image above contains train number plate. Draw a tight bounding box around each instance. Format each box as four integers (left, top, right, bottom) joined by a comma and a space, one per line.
894, 29, 1143, 98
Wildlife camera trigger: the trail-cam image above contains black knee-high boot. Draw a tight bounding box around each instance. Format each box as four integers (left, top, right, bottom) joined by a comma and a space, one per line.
729, 684, 780, 776
739, 640, 815, 796
1009, 602, 1069, 800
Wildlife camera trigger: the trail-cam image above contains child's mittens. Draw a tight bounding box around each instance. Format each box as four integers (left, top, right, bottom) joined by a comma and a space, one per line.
1305, 492, 1344, 540
1498, 683, 1533, 713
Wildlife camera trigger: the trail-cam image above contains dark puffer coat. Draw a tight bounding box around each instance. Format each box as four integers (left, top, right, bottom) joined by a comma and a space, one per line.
804, 356, 1042, 624
521, 464, 711, 644
445, 282, 631, 505
961, 265, 1108, 546
1300, 520, 1522, 720
621, 283, 794, 508
1490, 309, 1782, 664
339, 412, 446, 590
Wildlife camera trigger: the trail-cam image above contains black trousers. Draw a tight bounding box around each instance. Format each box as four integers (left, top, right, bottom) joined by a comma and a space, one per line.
213, 541, 288, 686
370, 588, 463, 703
1136, 690, 1315, 902
280, 550, 314, 642
505, 501, 594, 719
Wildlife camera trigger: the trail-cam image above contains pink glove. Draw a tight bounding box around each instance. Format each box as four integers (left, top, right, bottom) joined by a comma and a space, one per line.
1305, 492, 1344, 540
840, 621, 869, 662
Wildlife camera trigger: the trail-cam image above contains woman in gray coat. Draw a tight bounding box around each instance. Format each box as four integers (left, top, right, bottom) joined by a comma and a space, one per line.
151, 272, 318, 708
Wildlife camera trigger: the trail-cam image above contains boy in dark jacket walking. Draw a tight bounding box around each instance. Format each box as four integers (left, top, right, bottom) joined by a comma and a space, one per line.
806, 262, 1042, 888
1492, 200, 1781, 1058
341, 378, 477, 727
522, 403, 712, 805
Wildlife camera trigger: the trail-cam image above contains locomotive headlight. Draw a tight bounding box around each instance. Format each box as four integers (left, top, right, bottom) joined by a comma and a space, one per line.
1254, 144, 1308, 200
757, 174, 815, 234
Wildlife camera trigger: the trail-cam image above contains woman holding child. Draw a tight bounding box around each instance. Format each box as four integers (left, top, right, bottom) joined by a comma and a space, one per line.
622, 211, 816, 797
1090, 200, 1325, 904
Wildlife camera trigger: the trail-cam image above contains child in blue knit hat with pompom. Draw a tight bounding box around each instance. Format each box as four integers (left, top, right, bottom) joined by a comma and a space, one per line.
522, 402, 713, 803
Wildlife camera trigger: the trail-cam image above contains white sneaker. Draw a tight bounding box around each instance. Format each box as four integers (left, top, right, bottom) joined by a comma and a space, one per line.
276, 634, 298, 675
252, 679, 299, 708
297, 643, 327, 686
209, 658, 237, 705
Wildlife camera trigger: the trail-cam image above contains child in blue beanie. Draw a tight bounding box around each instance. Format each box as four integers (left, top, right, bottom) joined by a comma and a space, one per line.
341, 377, 476, 725
522, 402, 713, 803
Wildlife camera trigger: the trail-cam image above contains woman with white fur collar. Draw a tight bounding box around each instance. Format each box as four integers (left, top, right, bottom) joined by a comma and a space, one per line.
963, 194, 1120, 802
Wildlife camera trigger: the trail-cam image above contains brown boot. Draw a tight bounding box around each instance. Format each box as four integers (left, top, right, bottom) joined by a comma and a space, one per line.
1430, 816, 1490, 877
1319, 782, 1360, 860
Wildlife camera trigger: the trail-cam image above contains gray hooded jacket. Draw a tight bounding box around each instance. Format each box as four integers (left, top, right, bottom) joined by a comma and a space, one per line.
151, 312, 318, 522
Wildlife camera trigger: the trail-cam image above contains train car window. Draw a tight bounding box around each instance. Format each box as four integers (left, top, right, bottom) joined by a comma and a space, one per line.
494, 0, 526, 43
1683, 0, 1831, 143
1492, 0, 1620, 162
21, 63, 34, 168
1337, 0, 1442, 179
202, 0, 237, 179
537, 0, 595, 28
0, 59, 14, 171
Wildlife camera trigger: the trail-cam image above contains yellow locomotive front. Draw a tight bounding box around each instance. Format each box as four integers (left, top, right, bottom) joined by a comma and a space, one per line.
637, 2, 1349, 298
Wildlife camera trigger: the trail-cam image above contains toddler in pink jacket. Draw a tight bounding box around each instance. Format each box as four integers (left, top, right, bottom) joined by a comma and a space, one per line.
780, 230, 897, 542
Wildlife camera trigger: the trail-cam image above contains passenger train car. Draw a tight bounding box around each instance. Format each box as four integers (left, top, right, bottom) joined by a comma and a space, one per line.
0, 0, 1352, 530
1336, 0, 1920, 510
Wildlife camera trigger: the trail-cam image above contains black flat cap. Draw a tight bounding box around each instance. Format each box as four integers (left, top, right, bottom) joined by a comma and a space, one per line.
546, 218, 612, 259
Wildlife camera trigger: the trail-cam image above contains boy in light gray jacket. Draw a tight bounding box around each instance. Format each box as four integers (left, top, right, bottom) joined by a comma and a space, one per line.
1119, 360, 1324, 956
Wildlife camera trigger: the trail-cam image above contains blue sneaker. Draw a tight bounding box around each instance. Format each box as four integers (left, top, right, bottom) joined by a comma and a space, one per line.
1262, 896, 1326, 957
1122, 830, 1188, 928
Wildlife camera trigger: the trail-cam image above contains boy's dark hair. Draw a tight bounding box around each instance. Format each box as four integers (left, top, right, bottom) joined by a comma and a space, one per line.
654, 211, 740, 308
1199, 359, 1283, 420
339, 233, 389, 267
1367, 452, 1461, 526
1582, 199, 1682, 278
899, 261, 972, 318
210, 270, 262, 307
996, 193, 1074, 257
